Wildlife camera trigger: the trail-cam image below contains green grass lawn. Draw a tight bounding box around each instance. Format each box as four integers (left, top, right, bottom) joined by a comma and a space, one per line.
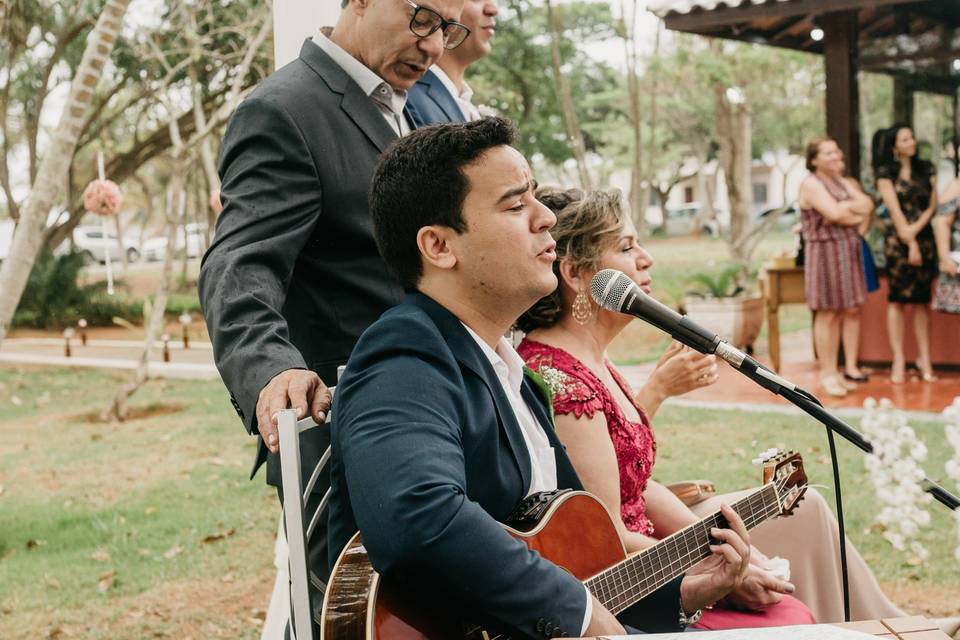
653, 404, 960, 616
0, 366, 276, 639
2, 365, 956, 638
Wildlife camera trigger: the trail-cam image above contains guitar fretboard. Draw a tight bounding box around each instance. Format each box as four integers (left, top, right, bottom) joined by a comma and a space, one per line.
584, 483, 781, 615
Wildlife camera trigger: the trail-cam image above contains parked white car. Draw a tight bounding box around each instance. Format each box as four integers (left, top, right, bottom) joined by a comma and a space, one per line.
143, 223, 207, 261
65, 226, 140, 264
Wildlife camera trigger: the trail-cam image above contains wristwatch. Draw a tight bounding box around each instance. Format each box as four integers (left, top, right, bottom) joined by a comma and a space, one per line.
678, 600, 703, 629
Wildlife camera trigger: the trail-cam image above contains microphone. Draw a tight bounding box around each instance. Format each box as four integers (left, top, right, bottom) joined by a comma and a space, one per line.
590, 269, 798, 394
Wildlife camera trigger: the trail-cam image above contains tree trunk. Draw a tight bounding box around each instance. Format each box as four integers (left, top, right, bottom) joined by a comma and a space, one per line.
0, 0, 131, 343
714, 85, 753, 272
545, 0, 591, 190
621, 0, 645, 235
103, 192, 178, 422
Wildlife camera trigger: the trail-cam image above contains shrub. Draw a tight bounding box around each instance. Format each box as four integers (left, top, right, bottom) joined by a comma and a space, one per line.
12, 250, 142, 329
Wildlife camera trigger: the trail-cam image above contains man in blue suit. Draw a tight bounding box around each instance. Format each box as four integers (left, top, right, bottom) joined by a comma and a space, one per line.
407, 0, 499, 124
327, 118, 752, 639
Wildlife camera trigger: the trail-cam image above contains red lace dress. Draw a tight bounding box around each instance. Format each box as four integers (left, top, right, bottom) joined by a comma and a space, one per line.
519, 338, 816, 629
518, 338, 657, 536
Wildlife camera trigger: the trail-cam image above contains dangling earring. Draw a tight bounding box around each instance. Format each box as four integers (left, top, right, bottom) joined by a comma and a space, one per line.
572, 287, 594, 325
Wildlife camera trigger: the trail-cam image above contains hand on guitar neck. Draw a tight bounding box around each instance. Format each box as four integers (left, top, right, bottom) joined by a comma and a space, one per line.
678, 504, 753, 613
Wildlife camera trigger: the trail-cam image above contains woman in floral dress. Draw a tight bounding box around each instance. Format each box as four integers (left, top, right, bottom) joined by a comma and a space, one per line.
873, 124, 939, 382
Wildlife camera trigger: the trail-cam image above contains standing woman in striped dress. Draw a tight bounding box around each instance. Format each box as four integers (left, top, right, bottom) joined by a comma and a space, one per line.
798, 137, 874, 397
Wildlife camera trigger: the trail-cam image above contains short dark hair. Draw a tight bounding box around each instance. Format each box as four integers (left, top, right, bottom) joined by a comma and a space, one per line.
370, 117, 518, 291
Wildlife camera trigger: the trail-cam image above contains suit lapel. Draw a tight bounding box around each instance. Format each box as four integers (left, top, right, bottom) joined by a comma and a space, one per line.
423, 71, 466, 122
406, 293, 532, 492
296, 39, 398, 152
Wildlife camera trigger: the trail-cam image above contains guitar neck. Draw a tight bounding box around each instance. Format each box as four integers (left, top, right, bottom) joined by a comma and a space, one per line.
585, 483, 781, 615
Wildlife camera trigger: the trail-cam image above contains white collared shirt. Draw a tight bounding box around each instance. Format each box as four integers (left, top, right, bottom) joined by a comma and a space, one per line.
430, 65, 482, 122
311, 33, 411, 136
461, 324, 592, 635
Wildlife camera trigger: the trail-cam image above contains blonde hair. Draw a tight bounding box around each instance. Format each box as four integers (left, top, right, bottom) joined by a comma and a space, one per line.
516, 188, 626, 332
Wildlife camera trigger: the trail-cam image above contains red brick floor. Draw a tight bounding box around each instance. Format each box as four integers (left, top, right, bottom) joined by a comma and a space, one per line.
622, 331, 960, 414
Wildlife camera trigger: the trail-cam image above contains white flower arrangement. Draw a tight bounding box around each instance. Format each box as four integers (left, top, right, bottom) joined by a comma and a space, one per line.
943, 397, 960, 561
861, 398, 932, 563
537, 365, 569, 397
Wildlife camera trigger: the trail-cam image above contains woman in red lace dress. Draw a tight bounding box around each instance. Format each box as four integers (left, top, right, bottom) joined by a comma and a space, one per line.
517, 188, 906, 626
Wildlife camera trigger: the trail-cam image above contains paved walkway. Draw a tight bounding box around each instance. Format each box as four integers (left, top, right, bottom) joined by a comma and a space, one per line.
2, 331, 957, 413
0, 337, 218, 380
619, 331, 959, 419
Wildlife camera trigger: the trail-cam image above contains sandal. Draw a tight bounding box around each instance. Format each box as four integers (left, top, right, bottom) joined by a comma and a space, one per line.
843, 372, 869, 382
819, 375, 848, 397
916, 361, 939, 382
839, 376, 858, 391
890, 360, 905, 384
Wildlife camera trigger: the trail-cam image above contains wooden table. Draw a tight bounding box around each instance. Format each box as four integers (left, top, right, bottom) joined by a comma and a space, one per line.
833, 616, 952, 639
760, 263, 806, 372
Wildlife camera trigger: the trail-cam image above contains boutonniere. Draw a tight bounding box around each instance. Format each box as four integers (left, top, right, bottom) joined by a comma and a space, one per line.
524, 365, 567, 425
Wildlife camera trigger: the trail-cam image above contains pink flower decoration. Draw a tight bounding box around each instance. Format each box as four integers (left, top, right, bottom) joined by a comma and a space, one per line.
83, 179, 122, 217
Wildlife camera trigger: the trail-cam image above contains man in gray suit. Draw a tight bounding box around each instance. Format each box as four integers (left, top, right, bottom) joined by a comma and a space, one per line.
199, 0, 468, 600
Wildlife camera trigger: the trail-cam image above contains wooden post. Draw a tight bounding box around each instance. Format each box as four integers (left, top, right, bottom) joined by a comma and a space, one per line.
893, 75, 914, 126
823, 10, 860, 179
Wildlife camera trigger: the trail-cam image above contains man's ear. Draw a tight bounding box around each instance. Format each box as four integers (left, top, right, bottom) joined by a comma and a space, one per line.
417, 225, 458, 272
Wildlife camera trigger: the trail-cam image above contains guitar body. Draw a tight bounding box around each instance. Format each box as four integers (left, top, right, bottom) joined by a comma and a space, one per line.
321, 491, 625, 640
321, 451, 806, 640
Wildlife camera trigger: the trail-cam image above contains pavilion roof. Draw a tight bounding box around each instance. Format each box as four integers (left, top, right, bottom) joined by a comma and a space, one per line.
647, 0, 960, 93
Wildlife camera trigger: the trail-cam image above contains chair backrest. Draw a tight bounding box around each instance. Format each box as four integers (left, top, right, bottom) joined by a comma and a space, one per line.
277, 395, 333, 640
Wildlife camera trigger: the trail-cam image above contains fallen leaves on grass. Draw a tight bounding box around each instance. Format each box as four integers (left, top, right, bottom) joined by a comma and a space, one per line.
144, 507, 156, 516
11, 395, 23, 406
201, 528, 235, 544
97, 571, 117, 593
26, 539, 47, 549
0, 484, 5, 496
45, 575, 61, 589
163, 545, 183, 559
2, 548, 15, 561
91, 549, 111, 563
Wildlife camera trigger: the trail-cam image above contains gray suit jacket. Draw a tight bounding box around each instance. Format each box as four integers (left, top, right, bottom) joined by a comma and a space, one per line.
199, 40, 407, 486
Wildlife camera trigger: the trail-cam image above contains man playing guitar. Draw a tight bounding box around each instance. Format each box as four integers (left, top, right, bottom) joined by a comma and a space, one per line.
325, 118, 754, 639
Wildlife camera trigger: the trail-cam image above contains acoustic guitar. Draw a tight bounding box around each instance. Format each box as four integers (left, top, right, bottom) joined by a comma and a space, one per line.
321, 450, 807, 640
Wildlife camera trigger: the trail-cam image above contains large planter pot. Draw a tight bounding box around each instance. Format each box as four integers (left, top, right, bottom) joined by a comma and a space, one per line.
682, 295, 764, 349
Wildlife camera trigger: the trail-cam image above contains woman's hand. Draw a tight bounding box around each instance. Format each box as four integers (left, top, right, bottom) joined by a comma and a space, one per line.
898, 228, 916, 244
940, 257, 960, 276
907, 240, 922, 267
649, 342, 719, 398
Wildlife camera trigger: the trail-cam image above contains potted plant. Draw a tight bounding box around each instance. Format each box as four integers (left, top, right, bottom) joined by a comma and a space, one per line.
682, 264, 763, 350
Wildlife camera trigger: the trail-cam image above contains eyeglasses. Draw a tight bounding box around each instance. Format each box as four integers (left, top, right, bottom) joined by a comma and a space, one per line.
401, 0, 471, 50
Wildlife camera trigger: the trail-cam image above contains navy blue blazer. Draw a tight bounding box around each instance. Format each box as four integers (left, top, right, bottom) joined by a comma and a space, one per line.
327, 293, 683, 638
406, 68, 467, 126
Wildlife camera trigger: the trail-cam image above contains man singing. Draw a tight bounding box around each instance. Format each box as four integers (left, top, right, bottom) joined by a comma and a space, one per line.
327, 118, 752, 638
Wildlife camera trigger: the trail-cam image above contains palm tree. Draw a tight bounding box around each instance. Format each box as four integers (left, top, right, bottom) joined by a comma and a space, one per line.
0, 0, 131, 342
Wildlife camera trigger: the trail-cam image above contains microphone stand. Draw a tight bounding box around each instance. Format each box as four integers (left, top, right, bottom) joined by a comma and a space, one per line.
727, 358, 960, 622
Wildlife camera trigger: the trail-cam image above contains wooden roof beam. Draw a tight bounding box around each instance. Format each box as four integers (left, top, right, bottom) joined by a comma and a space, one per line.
663, 0, 914, 33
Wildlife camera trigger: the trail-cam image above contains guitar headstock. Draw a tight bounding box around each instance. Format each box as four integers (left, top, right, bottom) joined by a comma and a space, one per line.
756, 449, 807, 516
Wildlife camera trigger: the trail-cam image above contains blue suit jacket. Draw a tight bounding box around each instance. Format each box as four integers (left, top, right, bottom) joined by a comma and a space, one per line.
406, 68, 467, 126
327, 293, 682, 638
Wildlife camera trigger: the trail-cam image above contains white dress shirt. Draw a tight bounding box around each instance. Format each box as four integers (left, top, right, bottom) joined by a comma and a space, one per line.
311, 33, 411, 136
431, 65, 482, 122
461, 324, 593, 634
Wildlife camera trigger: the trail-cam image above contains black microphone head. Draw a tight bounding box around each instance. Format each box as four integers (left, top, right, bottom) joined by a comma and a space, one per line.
590, 269, 633, 312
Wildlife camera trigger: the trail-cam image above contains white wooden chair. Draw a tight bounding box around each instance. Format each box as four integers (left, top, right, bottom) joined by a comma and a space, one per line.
277, 402, 333, 640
